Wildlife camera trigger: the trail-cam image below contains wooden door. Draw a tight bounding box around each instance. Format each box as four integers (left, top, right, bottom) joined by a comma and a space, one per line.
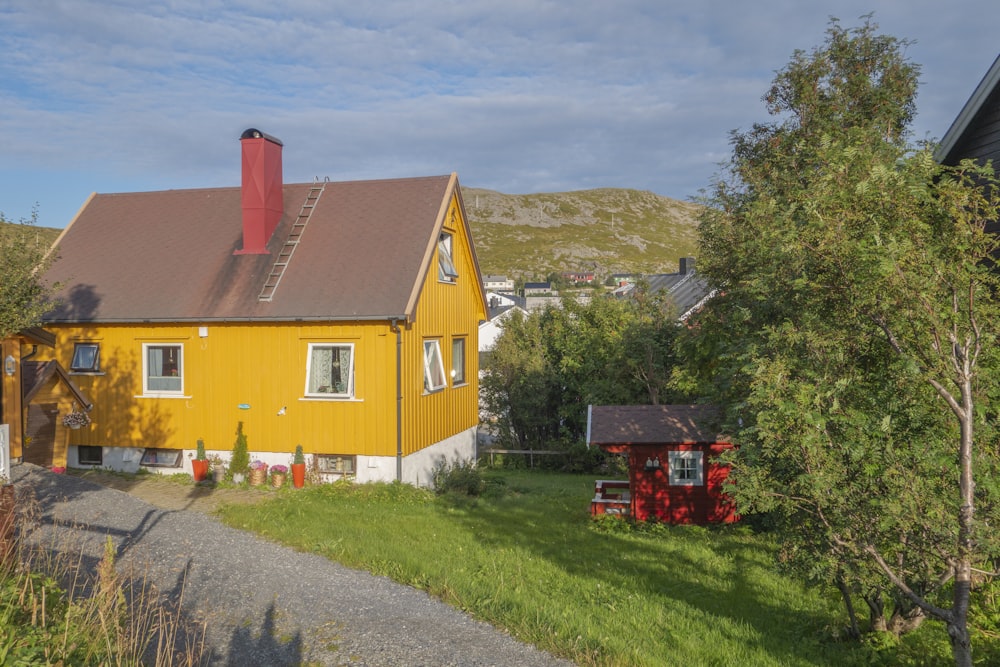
24, 403, 57, 467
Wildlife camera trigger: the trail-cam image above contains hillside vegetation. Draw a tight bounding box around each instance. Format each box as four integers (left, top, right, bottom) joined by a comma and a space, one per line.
464, 187, 701, 278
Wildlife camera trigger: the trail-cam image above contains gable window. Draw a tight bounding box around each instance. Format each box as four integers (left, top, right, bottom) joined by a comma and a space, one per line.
423, 339, 446, 392
143, 344, 183, 394
71, 343, 100, 372
306, 343, 354, 398
438, 232, 458, 282
451, 337, 466, 385
668, 450, 704, 486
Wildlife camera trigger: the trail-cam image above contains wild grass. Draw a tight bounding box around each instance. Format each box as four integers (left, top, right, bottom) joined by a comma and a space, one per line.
0, 485, 206, 665
215, 470, 918, 666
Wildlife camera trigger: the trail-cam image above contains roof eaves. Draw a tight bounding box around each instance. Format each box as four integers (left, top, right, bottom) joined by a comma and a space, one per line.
935, 54, 1000, 163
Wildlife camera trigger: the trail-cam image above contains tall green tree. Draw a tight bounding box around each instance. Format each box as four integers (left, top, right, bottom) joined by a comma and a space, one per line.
693, 18, 1000, 666
481, 291, 683, 452
0, 208, 58, 338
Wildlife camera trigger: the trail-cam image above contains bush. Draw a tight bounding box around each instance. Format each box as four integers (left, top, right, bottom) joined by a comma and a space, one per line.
229, 422, 250, 479
432, 459, 485, 497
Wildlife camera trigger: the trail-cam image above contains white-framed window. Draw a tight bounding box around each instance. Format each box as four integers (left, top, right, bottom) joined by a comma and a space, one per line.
438, 232, 458, 282
668, 450, 704, 486
306, 343, 355, 398
451, 337, 466, 385
140, 448, 183, 468
143, 343, 183, 394
71, 343, 100, 372
423, 339, 447, 391
317, 454, 356, 477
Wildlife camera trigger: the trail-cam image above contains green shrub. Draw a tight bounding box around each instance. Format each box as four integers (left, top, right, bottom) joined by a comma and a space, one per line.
195, 438, 206, 460
293, 444, 305, 465
432, 459, 485, 496
229, 422, 250, 479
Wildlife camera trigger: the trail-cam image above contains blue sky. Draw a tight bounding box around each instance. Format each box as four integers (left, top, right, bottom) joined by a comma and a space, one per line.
1, 1, 998, 229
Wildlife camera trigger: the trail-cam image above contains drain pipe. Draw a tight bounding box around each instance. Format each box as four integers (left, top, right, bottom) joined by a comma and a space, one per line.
390, 319, 403, 482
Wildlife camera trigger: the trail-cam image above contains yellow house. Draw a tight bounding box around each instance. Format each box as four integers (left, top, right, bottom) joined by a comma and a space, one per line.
37, 129, 488, 485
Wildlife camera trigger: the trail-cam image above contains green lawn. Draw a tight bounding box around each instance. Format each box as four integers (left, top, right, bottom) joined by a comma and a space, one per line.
214, 471, 948, 666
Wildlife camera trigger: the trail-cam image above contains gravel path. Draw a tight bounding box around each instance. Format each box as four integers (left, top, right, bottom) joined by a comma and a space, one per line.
11, 464, 575, 666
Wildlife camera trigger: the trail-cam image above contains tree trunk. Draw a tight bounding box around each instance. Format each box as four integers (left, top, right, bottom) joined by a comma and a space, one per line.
886, 604, 925, 635
835, 575, 862, 640
864, 589, 887, 633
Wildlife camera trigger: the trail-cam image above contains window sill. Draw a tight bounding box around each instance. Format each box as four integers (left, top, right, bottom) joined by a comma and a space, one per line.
299, 396, 363, 402
422, 387, 446, 395
135, 393, 191, 399
451, 381, 468, 388
69, 371, 106, 376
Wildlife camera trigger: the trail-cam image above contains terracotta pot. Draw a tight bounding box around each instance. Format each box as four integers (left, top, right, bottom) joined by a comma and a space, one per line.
291, 462, 306, 488
191, 459, 210, 482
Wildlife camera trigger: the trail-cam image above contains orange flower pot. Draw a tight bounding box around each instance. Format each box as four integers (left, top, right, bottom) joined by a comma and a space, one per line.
191, 459, 210, 482
291, 462, 306, 488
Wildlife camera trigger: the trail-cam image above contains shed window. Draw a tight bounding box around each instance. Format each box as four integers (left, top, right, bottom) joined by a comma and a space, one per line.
668, 450, 704, 486
423, 340, 446, 391
143, 344, 183, 394
71, 343, 100, 372
438, 233, 458, 282
306, 344, 354, 398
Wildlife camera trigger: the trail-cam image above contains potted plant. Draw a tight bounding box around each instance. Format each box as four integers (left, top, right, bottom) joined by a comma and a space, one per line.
230, 422, 250, 484
291, 444, 306, 488
191, 439, 210, 482
62, 410, 91, 430
270, 464, 288, 488
209, 454, 227, 483
248, 459, 268, 486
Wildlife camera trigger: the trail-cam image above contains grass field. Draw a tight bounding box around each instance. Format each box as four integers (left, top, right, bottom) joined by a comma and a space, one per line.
215, 470, 961, 666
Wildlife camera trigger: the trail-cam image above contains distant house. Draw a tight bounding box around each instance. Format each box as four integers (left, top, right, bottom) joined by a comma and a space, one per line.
561, 271, 595, 284
482, 275, 514, 292
31, 129, 487, 485
618, 257, 714, 321
522, 282, 552, 296
586, 404, 738, 525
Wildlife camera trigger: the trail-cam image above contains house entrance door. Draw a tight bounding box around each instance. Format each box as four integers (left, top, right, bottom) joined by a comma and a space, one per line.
24, 403, 57, 467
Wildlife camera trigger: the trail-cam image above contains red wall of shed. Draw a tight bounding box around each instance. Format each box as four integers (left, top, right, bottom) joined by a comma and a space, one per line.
627, 443, 738, 525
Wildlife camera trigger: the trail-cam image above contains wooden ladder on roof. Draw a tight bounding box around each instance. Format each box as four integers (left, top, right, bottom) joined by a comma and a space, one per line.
258, 178, 327, 302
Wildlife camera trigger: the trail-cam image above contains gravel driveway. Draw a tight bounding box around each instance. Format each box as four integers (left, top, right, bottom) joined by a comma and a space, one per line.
11, 464, 574, 666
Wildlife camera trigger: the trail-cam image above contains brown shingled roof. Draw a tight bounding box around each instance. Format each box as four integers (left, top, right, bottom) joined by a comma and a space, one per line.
44, 174, 465, 323
587, 404, 727, 446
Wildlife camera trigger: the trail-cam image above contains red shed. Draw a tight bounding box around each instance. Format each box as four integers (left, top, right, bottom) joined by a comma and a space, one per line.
586, 404, 738, 524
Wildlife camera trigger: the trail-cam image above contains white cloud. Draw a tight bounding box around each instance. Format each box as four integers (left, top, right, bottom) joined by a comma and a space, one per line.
0, 0, 998, 227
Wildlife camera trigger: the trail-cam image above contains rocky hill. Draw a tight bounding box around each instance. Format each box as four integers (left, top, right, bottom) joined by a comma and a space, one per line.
464, 187, 701, 279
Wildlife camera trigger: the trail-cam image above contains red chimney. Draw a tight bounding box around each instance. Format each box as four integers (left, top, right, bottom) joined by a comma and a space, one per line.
236, 128, 284, 255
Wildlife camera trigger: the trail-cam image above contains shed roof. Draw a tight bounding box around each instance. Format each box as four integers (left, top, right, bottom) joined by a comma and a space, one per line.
587, 404, 727, 446
43, 174, 476, 324
935, 54, 1000, 164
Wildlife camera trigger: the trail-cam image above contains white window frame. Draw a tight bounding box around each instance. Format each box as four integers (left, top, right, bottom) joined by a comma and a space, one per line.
305, 343, 355, 398
316, 454, 356, 477
451, 337, 466, 385
438, 232, 458, 282
668, 450, 704, 486
142, 343, 184, 396
423, 339, 447, 392
70, 342, 101, 373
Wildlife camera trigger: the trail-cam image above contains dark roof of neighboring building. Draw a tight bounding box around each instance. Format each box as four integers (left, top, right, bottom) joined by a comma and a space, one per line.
587, 404, 726, 446
22, 360, 93, 409
936, 54, 1000, 164
43, 174, 480, 324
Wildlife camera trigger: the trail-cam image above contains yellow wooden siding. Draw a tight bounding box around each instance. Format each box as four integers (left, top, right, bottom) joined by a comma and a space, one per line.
45, 322, 399, 457
400, 194, 485, 455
